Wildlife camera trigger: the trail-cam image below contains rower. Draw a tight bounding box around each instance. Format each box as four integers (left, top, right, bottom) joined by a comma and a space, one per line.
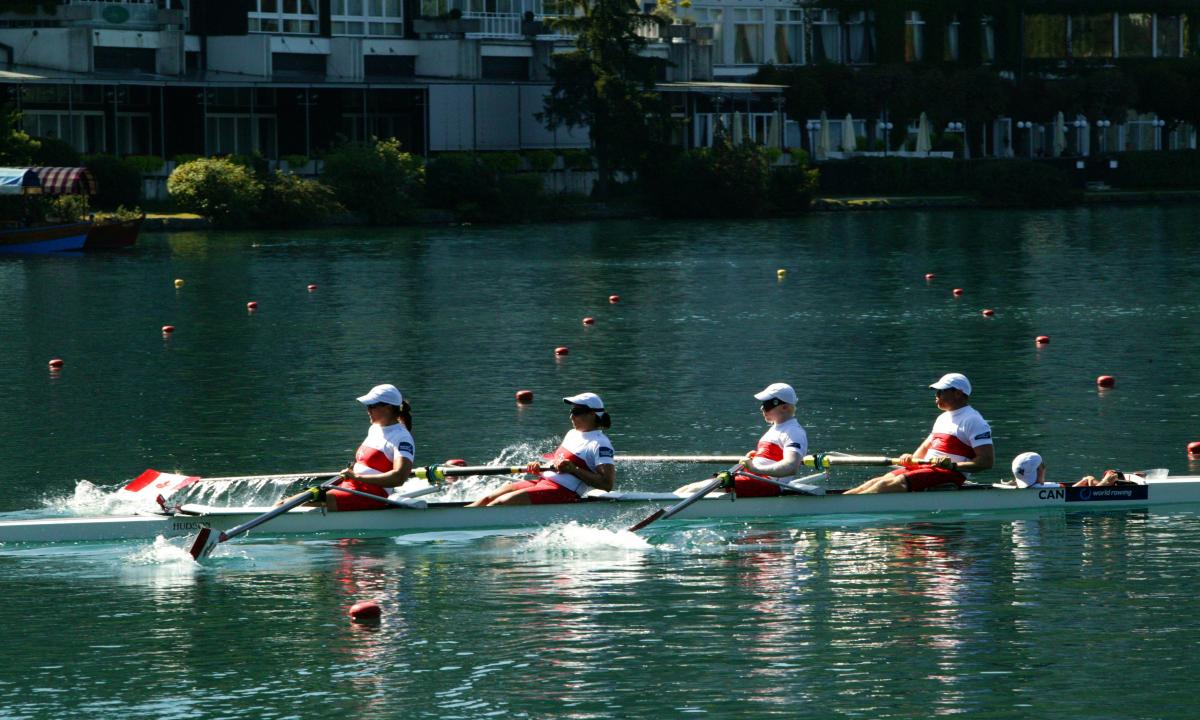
674, 382, 808, 498
279, 384, 415, 511
467, 392, 615, 506
845, 372, 994, 494
1005, 452, 1060, 489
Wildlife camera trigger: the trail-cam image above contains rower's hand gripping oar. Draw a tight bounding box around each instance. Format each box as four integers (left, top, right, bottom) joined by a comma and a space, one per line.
803, 453, 954, 469
627, 461, 743, 533
186, 475, 341, 561
413, 464, 550, 481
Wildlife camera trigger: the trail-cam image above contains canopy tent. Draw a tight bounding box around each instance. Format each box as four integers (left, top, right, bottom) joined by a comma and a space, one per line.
30, 167, 98, 196
0, 168, 42, 196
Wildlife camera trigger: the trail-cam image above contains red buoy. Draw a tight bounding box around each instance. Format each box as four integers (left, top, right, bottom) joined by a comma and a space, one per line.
161, 325, 176, 334
554, 346, 569, 356
246, 301, 258, 310
608, 294, 620, 304
307, 284, 317, 292
1096, 375, 1115, 388
1189, 441, 1200, 455
515, 389, 534, 404
444, 458, 467, 467
582, 317, 595, 326
924, 273, 935, 281
981, 309, 994, 317
47, 358, 64, 369
1035, 335, 1050, 345
952, 288, 964, 297
349, 600, 382, 622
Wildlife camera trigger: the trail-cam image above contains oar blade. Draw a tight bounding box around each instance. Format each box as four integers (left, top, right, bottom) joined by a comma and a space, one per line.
186, 527, 223, 561
626, 509, 665, 533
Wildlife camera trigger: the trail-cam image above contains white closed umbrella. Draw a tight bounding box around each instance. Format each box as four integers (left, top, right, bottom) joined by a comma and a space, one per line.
1053, 111, 1066, 157
916, 112, 933, 154
842, 113, 856, 152
767, 111, 782, 150
731, 112, 743, 146
816, 111, 831, 161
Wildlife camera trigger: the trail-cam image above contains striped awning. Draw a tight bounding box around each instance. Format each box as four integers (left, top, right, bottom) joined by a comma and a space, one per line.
30, 167, 98, 196
0, 168, 41, 195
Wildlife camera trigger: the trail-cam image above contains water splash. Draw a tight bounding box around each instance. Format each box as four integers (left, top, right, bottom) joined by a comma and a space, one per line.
433, 441, 552, 502
41, 480, 148, 516
521, 521, 652, 552
123, 536, 200, 566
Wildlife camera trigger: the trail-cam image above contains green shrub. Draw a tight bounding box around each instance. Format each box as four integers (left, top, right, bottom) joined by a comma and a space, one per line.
83, 154, 142, 209
1102, 151, 1200, 189
172, 154, 201, 166
322, 138, 424, 224
255, 171, 343, 228
561, 149, 594, 170
281, 154, 310, 169
124, 155, 166, 173
31, 136, 81, 166
789, 148, 811, 167
816, 157, 964, 195
424, 153, 500, 216
96, 205, 144, 222
525, 149, 557, 172
228, 153, 270, 179
479, 152, 522, 174
492, 173, 546, 222
167, 157, 263, 226
650, 143, 771, 218
47, 194, 89, 222
968, 160, 1082, 208
768, 165, 819, 214
764, 147, 783, 164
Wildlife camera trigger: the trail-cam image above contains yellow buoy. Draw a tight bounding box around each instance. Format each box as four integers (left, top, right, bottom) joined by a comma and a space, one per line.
776, 269, 787, 278
174, 278, 185, 288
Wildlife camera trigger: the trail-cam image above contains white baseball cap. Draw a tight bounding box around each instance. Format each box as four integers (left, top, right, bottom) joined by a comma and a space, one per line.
754, 382, 797, 405
1011, 452, 1044, 488
357, 384, 404, 407
563, 392, 605, 414
930, 373, 972, 396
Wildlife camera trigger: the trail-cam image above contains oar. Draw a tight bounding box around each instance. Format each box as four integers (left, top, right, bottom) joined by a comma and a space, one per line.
803, 453, 936, 468
739, 471, 828, 495
617, 455, 742, 463
413, 464, 551, 480
627, 462, 742, 533
186, 475, 341, 561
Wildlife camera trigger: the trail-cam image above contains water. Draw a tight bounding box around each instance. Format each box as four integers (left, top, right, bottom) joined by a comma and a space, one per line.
2, 206, 1200, 718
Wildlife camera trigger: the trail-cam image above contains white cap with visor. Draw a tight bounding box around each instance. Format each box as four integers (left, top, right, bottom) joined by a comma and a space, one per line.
754, 383, 798, 406
930, 373, 972, 396
564, 392, 605, 416
357, 384, 404, 407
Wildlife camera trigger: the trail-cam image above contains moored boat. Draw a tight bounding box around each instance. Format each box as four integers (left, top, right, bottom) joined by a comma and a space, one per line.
83, 213, 143, 250
2, 476, 1199, 547
0, 221, 90, 254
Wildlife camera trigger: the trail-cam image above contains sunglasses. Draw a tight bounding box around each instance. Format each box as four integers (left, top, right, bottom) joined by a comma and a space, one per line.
569, 405, 597, 416
760, 398, 786, 411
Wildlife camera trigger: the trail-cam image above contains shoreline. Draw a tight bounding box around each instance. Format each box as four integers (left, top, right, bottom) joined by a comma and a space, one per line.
141, 189, 1200, 232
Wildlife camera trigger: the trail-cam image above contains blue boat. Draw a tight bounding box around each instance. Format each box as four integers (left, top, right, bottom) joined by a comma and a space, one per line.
0, 221, 91, 254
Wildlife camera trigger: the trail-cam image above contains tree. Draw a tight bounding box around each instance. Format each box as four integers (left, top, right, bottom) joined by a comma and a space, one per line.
0, 102, 39, 165
539, 0, 672, 198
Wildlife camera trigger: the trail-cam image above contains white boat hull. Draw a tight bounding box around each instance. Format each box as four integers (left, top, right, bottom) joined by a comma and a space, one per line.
2, 478, 1198, 546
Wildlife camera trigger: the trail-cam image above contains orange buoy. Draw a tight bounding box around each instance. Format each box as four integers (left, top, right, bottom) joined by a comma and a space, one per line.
307, 284, 317, 292
952, 288, 964, 297
554, 346, 569, 356
161, 325, 176, 335
349, 600, 382, 622
1096, 375, 1116, 388
981, 309, 994, 317
924, 273, 935, 281
48, 358, 64, 369
582, 317, 595, 326
515, 389, 534, 404
608, 294, 620, 304
1035, 335, 1050, 345
246, 301, 258, 310
1188, 441, 1200, 455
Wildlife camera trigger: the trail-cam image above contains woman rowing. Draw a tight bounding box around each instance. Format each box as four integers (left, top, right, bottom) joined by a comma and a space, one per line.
468, 392, 615, 507
674, 382, 808, 497
282, 384, 415, 511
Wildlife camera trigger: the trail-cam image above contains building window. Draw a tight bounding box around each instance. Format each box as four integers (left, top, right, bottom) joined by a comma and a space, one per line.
944, 14, 959, 61
732, 8, 763, 65
1156, 15, 1183, 58
688, 7, 723, 64
333, 0, 403, 36
1118, 14, 1152, 57
981, 15, 995, 62
116, 113, 152, 156
773, 9, 803, 65
845, 11, 874, 64
21, 111, 106, 154
206, 114, 278, 158
1071, 14, 1114, 58
811, 9, 841, 63
249, 0, 319, 35
904, 11, 924, 62
1024, 14, 1067, 59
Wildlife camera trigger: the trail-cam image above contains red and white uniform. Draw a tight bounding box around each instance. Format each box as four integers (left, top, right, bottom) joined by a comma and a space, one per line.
539, 429, 615, 497
922, 405, 992, 476
736, 418, 808, 497
332, 423, 415, 510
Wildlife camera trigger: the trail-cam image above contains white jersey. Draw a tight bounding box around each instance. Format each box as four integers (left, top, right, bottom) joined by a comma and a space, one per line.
541, 429, 615, 496
746, 417, 808, 483
352, 423, 415, 476
925, 405, 992, 474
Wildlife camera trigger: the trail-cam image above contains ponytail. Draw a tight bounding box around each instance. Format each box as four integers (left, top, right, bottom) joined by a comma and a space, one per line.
597, 411, 611, 430
398, 400, 413, 431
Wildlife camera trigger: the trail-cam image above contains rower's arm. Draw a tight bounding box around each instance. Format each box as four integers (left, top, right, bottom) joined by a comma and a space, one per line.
907, 435, 934, 463
564, 462, 615, 492
350, 457, 413, 488
748, 448, 801, 478
955, 444, 994, 474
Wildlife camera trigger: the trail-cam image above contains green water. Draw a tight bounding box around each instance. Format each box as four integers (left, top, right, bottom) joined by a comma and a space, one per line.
2, 207, 1200, 718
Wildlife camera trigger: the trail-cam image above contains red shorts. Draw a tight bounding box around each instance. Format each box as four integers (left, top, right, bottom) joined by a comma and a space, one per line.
893, 465, 966, 492
733, 472, 782, 498
328, 479, 391, 511
509, 479, 581, 505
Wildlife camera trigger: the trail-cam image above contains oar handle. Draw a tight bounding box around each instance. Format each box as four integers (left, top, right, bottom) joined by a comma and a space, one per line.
414, 464, 551, 480
617, 455, 743, 464
803, 453, 900, 468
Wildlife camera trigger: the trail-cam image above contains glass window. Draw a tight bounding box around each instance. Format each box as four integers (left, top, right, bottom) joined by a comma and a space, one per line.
905, 11, 924, 62
1119, 14, 1152, 57
686, 7, 723, 64
1156, 15, 1182, 57
733, 8, 763, 65
845, 11, 874, 64
811, 9, 840, 63
773, 9, 803, 65
251, 0, 319, 35
944, 15, 959, 61
1071, 14, 1114, 58
1024, 15, 1067, 58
